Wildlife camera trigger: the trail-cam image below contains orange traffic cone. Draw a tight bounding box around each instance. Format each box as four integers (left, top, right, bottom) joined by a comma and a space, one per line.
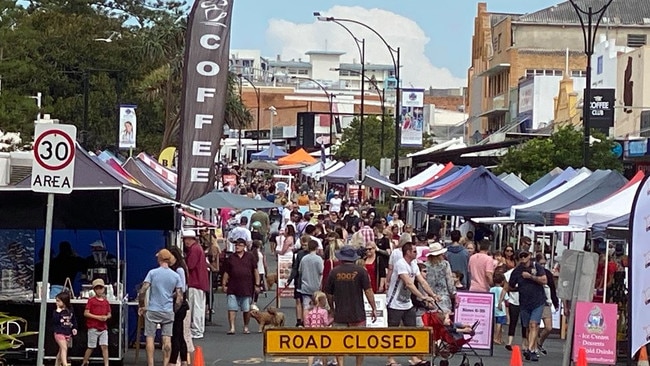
639, 346, 649, 366
510, 345, 523, 366
193, 345, 205, 366
577, 347, 588, 366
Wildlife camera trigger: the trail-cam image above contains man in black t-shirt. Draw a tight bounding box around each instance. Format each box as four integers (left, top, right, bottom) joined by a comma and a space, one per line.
325, 245, 377, 366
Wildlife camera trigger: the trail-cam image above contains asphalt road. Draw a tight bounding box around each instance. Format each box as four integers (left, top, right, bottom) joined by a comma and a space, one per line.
123, 248, 573, 366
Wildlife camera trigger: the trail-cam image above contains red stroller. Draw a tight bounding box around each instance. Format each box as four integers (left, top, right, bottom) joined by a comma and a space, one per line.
421, 309, 484, 366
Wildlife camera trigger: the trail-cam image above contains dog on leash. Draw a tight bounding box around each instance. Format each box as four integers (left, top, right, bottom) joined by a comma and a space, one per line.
249, 304, 285, 332
265, 273, 278, 290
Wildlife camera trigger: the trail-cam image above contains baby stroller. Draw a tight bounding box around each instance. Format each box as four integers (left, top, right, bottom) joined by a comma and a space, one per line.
421, 306, 483, 366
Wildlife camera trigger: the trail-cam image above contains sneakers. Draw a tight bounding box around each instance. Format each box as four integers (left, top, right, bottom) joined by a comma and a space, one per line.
529, 351, 539, 362
312, 359, 323, 366
326, 361, 338, 366
523, 349, 531, 361
537, 344, 547, 355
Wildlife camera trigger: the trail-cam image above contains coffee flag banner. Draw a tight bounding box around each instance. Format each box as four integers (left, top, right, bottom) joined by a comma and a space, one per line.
400, 88, 424, 148
176, 0, 234, 203
630, 175, 650, 356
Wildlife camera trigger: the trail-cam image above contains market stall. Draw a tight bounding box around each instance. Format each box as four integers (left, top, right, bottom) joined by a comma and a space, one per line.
0, 147, 181, 364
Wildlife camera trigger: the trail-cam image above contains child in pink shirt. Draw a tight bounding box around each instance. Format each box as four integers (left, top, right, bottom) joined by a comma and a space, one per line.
304, 291, 333, 366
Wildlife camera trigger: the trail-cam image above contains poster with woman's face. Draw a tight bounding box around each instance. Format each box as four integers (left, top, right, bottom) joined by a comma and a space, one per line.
119, 105, 137, 149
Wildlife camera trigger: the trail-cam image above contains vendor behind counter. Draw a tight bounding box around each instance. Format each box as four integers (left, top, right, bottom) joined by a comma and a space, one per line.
39, 240, 118, 298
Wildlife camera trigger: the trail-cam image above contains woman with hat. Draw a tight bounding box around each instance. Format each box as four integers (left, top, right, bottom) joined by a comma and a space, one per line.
420, 242, 456, 313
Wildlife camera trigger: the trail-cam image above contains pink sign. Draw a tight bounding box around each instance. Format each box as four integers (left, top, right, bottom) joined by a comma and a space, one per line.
454, 291, 494, 351
572, 302, 617, 364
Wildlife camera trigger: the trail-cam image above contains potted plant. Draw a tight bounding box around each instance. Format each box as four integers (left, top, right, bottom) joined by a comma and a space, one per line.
0, 312, 37, 364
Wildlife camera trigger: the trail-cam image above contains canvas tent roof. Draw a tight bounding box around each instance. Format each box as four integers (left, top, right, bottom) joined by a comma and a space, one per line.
323, 159, 359, 184
505, 170, 592, 217
250, 144, 288, 161
426, 166, 526, 217
592, 214, 629, 239
519, 167, 563, 198
500, 173, 529, 192
3, 146, 180, 230
122, 158, 176, 198
278, 148, 317, 165
559, 170, 644, 227
398, 163, 445, 190
416, 166, 472, 197
302, 159, 337, 177
361, 166, 402, 192
514, 170, 628, 225
527, 167, 578, 200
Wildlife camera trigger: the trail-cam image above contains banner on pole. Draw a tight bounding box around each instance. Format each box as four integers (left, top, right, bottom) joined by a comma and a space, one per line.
176, 0, 234, 203
630, 175, 650, 356
118, 105, 137, 149
400, 88, 424, 148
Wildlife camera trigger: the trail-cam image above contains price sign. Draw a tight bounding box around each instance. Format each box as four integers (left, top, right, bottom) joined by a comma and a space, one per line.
31, 124, 77, 194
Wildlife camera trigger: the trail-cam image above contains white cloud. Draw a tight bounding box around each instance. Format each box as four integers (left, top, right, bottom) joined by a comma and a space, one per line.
265, 5, 466, 89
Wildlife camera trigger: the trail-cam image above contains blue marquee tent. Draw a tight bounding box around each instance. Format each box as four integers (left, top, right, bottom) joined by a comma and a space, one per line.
323, 160, 359, 184
426, 166, 526, 217
519, 167, 563, 198
415, 165, 472, 197
250, 144, 288, 161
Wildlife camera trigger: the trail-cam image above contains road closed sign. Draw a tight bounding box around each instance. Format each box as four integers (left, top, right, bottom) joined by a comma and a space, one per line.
264, 328, 431, 356
31, 124, 77, 194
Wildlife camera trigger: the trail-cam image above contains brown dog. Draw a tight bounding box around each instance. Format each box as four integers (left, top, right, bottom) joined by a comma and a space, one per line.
249, 304, 285, 332
265, 273, 278, 290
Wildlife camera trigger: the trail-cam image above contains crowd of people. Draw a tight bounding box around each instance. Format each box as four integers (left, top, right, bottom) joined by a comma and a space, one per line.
128, 173, 625, 366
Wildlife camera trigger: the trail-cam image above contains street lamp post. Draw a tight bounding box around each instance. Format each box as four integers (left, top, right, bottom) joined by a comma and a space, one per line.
314, 13, 401, 181
237, 73, 262, 151
292, 76, 335, 152
237, 76, 243, 166
268, 106, 277, 158
568, 0, 613, 168
334, 68, 386, 156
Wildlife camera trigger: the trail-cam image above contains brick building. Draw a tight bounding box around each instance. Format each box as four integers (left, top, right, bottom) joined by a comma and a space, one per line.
467, 0, 650, 142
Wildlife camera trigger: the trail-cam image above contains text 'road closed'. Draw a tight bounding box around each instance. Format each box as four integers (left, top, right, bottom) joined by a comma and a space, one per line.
264, 328, 431, 355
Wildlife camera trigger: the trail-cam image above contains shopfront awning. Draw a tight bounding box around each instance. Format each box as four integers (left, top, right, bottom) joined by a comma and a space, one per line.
477, 63, 511, 77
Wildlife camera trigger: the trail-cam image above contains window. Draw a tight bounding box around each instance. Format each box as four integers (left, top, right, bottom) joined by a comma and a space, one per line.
572, 70, 587, 77
297, 69, 308, 75
525, 69, 563, 77
597, 56, 603, 75
627, 34, 647, 48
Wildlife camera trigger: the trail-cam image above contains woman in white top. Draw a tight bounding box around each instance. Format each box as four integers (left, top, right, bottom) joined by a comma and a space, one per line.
251, 240, 267, 305
388, 211, 405, 234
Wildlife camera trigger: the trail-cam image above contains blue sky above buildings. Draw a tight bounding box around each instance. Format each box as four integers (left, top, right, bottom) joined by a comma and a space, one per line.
229, 0, 561, 88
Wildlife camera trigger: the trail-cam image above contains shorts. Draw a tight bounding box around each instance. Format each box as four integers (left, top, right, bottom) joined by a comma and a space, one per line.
300, 294, 313, 309
227, 294, 252, 312
144, 311, 174, 337
387, 307, 416, 327
54, 333, 70, 342
542, 305, 552, 319
520, 304, 544, 326
495, 316, 507, 325
294, 288, 302, 300
87, 328, 108, 348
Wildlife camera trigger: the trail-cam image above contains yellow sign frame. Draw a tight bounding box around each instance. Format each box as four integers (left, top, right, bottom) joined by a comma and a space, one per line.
264, 327, 431, 356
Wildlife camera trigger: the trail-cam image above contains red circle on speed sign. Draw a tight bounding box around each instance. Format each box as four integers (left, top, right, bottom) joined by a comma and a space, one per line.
33, 129, 75, 171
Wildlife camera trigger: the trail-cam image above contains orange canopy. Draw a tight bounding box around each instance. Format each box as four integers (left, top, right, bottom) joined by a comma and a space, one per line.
278, 148, 317, 165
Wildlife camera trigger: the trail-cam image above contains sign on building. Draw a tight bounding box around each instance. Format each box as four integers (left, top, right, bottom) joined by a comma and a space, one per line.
586, 88, 615, 135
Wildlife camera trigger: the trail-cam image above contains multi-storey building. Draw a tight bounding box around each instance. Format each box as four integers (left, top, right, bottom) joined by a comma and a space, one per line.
467, 0, 650, 142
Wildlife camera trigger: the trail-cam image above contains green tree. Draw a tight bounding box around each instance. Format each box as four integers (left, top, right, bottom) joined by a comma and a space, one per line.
334, 115, 434, 168
495, 126, 623, 183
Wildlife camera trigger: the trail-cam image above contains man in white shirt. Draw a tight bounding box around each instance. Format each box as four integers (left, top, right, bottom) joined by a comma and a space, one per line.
227, 217, 252, 251
329, 192, 343, 214
385, 242, 438, 366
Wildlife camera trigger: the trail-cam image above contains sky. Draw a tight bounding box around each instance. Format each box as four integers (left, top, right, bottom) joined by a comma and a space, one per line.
229, 0, 561, 89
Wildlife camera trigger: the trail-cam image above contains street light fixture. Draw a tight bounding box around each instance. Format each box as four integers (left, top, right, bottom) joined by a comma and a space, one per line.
237, 73, 262, 151
291, 76, 336, 153
314, 12, 401, 181
333, 68, 386, 156
314, 12, 366, 181
568, 0, 613, 168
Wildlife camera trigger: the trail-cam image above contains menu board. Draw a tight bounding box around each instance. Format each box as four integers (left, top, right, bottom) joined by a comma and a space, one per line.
454, 291, 494, 353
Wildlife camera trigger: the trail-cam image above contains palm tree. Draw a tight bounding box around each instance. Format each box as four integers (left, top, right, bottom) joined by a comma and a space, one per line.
136, 17, 252, 152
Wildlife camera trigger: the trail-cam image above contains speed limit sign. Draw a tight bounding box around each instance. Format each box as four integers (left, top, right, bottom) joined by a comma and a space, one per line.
31, 123, 77, 194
